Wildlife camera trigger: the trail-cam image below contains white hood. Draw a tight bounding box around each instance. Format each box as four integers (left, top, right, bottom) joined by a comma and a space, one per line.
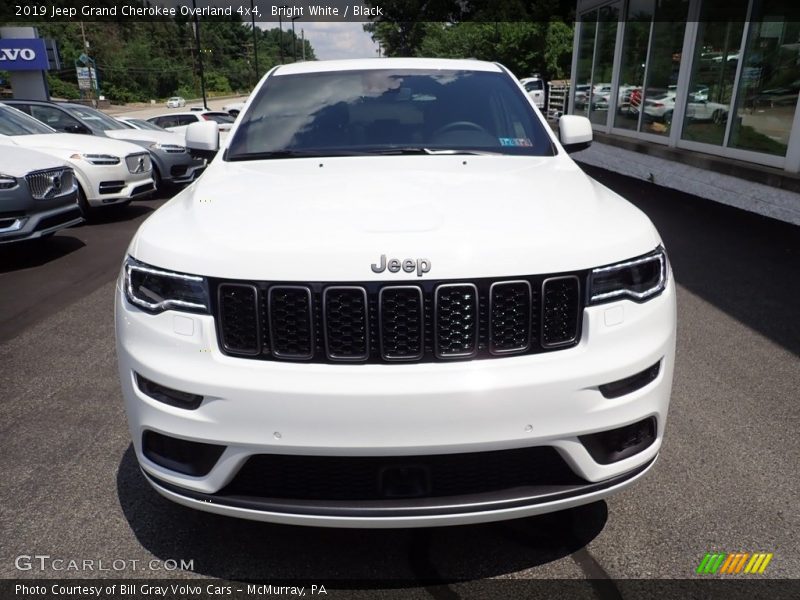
104, 128, 185, 147
6, 132, 148, 158
131, 154, 662, 281
0, 144, 67, 177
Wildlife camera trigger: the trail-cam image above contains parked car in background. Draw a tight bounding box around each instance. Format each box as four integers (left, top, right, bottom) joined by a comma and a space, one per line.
221, 102, 246, 117
116, 117, 173, 132
0, 103, 155, 218
166, 96, 186, 108
573, 84, 591, 109
519, 76, 545, 109
147, 110, 235, 137
5, 100, 206, 190
0, 145, 82, 243
643, 90, 728, 125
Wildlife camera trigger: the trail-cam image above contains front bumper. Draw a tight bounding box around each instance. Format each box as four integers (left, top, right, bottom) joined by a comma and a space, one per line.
115, 274, 676, 527
0, 185, 82, 244
78, 163, 155, 206
153, 151, 207, 185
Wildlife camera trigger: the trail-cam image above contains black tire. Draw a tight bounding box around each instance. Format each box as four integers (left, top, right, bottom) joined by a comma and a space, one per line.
76, 185, 96, 220
152, 165, 162, 192
712, 110, 726, 125
663, 110, 673, 125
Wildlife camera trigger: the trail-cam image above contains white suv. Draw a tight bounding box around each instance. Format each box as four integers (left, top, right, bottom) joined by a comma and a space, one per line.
116, 58, 676, 528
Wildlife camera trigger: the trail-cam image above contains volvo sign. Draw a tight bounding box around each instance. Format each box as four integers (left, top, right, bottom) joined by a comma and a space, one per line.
0, 39, 48, 71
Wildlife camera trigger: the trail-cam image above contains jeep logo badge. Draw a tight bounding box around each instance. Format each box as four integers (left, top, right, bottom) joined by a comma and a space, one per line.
371, 255, 431, 277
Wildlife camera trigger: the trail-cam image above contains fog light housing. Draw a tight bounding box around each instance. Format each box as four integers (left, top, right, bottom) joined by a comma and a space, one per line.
135, 373, 203, 410
579, 417, 657, 465
142, 430, 225, 476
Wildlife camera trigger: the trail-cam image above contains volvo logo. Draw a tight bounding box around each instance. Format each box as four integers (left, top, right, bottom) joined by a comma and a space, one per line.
0, 48, 37, 62
371, 255, 431, 277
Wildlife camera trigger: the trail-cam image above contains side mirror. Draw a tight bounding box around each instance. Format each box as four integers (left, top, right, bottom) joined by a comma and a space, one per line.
185, 120, 219, 160
66, 124, 90, 135
558, 115, 593, 153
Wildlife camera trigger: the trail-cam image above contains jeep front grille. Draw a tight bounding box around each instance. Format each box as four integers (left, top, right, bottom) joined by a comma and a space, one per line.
214, 273, 585, 364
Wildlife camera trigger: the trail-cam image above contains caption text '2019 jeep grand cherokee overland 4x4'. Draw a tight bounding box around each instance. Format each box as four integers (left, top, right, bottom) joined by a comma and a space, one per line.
116, 58, 676, 528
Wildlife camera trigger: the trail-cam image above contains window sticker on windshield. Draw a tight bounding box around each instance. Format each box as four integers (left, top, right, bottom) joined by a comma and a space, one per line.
499, 137, 532, 147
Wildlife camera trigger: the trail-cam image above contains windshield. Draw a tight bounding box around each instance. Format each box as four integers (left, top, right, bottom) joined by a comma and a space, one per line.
127, 118, 166, 131
227, 69, 555, 160
203, 112, 235, 124
0, 104, 55, 135
66, 105, 125, 131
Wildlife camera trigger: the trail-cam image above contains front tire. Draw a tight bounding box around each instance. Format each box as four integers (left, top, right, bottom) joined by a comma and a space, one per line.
77, 185, 97, 220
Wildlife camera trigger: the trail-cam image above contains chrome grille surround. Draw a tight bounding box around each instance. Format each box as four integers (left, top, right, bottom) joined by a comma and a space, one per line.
125, 153, 152, 174
25, 168, 76, 200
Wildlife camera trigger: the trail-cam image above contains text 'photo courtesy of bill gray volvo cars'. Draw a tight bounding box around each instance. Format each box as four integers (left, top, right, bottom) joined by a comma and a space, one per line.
0, 103, 155, 219
116, 58, 676, 528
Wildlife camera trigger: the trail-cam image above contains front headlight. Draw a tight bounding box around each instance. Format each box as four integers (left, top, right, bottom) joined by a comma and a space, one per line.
588, 247, 667, 304
124, 256, 209, 314
71, 153, 121, 165
0, 174, 18, 190
149, 142, 186, 153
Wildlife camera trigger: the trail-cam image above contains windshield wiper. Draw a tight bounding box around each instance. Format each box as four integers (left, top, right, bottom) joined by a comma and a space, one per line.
367, 147, 503, 156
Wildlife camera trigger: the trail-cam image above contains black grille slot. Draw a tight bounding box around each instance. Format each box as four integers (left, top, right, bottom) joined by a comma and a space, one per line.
220, 446, 583, 501
542, 276, 580, 347
214, 273, 584, 363
323, 287, 369, 361
435, 284, 479, 358
379, 286, 424, 361
218, 284, 259, 354
269, 286, 314, 359
490, 281, 532, 354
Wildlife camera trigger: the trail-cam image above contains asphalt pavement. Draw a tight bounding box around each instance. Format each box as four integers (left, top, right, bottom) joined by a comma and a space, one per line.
0, 166, 798, 592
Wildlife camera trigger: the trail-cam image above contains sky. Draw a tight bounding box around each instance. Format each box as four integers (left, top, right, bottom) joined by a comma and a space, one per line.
261, 22, 380, 61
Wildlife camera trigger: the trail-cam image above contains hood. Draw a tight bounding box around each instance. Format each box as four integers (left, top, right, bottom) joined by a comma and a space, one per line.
131, 154, 662, 281
0, 145, 66, 177
9, 133, 148, 157
105, 128, 186, 147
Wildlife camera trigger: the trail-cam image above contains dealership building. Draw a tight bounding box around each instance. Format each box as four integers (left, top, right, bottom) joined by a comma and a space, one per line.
569, 0, 800, 224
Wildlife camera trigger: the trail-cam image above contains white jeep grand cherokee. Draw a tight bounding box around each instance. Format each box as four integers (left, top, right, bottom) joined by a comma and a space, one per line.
116, 58, 676, 528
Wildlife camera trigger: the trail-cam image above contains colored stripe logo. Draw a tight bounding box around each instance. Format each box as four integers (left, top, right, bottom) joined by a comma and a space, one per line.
696, 552, 773, 574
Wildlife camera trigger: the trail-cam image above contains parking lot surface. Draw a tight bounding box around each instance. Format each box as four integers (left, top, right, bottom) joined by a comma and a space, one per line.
0, 167, 798, 588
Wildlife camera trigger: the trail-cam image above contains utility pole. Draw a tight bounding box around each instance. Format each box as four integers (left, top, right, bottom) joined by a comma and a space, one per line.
250, 0, 259, 83
192, 0, 207, 108
291, 16, 299, 62
302, 29, 305, 61
278, 7, 285, 64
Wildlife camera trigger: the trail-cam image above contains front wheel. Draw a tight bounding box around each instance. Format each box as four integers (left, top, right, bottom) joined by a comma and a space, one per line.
76, 185, 96, 220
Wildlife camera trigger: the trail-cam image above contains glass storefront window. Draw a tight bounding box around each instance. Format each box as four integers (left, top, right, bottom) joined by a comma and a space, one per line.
681, 0, 749, 145
573, 11, 598, 118
641, 0, 690, 136
614, 0, 653, 131
728, 3, 800, 156
589, 5, 620, 126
